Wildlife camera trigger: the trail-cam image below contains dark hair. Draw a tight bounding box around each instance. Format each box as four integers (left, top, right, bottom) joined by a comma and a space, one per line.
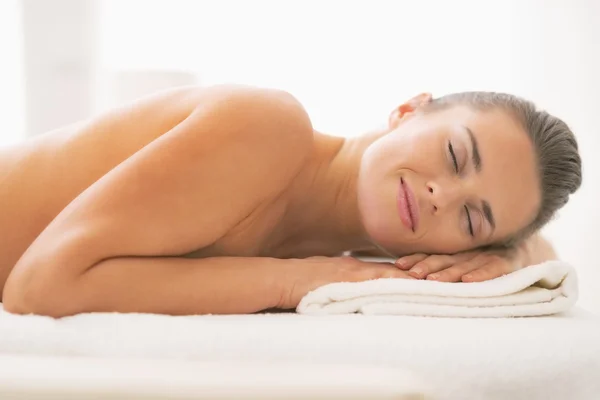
424, 92, 582, 246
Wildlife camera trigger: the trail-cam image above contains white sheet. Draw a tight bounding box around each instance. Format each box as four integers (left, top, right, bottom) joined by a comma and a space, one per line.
0, 355, 428, 399
1, 305, 599, 400
298, 260, 577, 317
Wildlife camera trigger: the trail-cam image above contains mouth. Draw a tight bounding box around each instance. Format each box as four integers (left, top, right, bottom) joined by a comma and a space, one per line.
397, 177, 420, 232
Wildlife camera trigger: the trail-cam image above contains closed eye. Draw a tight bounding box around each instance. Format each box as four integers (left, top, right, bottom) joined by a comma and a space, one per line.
464, 205, 474, 237
448, 142, 459, 173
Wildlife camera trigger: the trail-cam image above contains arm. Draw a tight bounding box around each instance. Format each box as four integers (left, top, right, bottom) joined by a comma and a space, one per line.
5, 254, 416, 316
3, 85, 313, 317
37, 256, 290, 315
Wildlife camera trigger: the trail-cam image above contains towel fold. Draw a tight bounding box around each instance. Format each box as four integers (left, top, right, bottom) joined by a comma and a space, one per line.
297, 260, 578, 317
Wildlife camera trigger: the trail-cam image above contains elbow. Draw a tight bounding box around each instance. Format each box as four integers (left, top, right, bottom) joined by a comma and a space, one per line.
3, 265, 74, 318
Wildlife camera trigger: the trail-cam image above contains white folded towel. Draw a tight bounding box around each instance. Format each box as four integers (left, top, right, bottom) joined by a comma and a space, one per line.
297, 260, 578, 317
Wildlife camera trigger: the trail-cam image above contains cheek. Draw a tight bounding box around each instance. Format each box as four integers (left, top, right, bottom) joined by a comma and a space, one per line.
391, 130, 445, 175
415, 221, 472, 254
357, 171, 400, 247
357, 154, 413, 251
368, 119, 444, 173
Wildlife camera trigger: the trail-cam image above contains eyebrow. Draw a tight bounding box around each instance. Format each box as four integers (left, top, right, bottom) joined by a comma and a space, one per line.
463, 126, 482, 172
482, 200, 496, 231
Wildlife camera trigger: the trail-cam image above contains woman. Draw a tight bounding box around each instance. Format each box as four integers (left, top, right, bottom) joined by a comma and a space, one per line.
0, 84, 581, 317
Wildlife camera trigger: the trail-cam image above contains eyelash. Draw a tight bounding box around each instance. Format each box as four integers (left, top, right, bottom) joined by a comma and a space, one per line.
449, 142, 474, 237
464, 205, 474, 237
448, 142, 459, 174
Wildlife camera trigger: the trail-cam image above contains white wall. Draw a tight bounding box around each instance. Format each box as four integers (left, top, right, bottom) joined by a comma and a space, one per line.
11, 0, 600, 311
21, 0, 98, 136
0, 0, 25, 146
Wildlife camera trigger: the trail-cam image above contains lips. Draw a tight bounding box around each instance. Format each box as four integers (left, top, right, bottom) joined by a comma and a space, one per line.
398, 177, 420, 232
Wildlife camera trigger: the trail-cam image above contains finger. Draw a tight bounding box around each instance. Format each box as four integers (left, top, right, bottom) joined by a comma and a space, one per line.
461, 256, 514, 282
408, 255, 455, 279
363, 262, 417, 280
427, 256, 488, 282
394, 253, 428, 270
384, 270, 417, 280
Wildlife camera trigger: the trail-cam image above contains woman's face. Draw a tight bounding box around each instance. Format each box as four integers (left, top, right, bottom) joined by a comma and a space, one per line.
357, 100, 541, 255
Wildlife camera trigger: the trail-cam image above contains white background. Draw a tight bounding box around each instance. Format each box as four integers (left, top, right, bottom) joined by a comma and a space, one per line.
1, 0, 598, 312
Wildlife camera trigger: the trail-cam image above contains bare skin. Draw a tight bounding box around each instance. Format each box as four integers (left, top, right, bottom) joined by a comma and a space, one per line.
0, 85, 557, 317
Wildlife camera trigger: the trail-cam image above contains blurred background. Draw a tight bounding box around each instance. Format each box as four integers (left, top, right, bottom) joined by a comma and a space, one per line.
0, 0, 598, 311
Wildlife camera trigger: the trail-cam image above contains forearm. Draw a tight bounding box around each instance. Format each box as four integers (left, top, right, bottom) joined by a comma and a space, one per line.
521, 233, 557, 266
6, 256, 289, 317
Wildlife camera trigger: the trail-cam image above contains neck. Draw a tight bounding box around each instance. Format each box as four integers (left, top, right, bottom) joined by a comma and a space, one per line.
281, 127, 392, 257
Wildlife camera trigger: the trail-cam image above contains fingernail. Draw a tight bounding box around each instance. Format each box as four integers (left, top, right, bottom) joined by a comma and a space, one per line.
408, 267, 423, 279
428, 273, 439, 280
463, 274, 473, 281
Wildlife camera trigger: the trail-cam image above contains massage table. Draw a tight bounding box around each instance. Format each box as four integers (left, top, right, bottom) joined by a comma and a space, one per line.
0, 304, 599, 399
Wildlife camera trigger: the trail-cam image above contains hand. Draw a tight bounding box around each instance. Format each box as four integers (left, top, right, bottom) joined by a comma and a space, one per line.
277, 256, 415, 309
394, 246, 526, 283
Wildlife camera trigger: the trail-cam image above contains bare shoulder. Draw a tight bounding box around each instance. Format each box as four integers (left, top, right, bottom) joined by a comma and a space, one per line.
130, 83, 315, 174
126, 83, 314, 143
178, 84, 315, 192
191, 84, 314, 154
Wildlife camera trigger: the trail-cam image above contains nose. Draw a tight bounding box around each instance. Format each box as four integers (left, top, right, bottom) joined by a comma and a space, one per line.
426, 180, 464, 214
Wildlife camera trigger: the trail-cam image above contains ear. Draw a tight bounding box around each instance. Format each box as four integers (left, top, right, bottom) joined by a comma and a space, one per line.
388, 93, 433, 129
